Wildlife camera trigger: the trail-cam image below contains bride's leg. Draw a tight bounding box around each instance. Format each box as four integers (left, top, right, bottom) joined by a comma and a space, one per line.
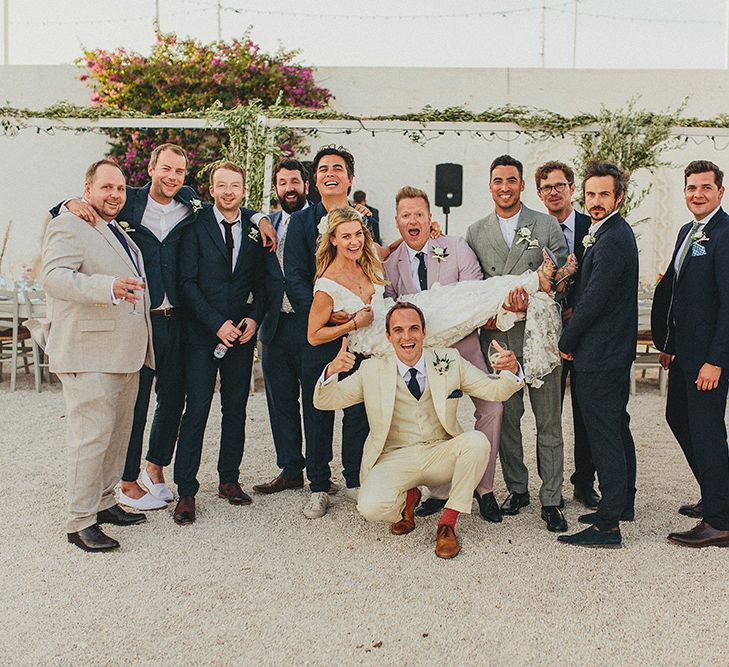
553, 254, 578, 294
536, 248, 556, 293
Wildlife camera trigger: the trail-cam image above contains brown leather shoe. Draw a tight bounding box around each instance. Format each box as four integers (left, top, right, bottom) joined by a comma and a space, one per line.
252, 475, 304, 494
390, 487, 422, 535
173, 496, 196, 525
667, 520, 729, 548
67, 524, 120, 552
678, 499, 703, 519
435, 524, 461, 559
218, 482, 253, 506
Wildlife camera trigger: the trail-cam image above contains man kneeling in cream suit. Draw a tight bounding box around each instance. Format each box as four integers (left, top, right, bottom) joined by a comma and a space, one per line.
314, 302, 524, 558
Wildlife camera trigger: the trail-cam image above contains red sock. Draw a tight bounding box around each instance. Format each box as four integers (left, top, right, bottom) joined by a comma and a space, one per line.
439, 508, 459, 527
405, 488, 418, 508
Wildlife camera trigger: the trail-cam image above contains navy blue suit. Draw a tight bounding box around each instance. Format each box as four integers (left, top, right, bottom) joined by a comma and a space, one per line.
175, 204, 266, 497
284, 202, 369, 491
560, 210, 595, 491
652, 207, 729, 530
50, 185, 198, 481
560, 213, 638, 530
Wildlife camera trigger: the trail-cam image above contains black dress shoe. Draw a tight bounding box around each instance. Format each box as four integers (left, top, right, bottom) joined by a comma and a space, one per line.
557, 525, 622, 548
97, 504, 146, 526
541, 506, 568, 532
578, 508, 634, 525
415, 496, 447, 517
67, 524, 120, 552
500, 491, 530, 515
678, 499, 703, 519
574, 486, 601, 509
474, 491, 502, 523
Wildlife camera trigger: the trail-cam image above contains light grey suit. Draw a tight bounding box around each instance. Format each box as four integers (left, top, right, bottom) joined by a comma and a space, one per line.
466, 204, 567, 506
40, 212, 154, 532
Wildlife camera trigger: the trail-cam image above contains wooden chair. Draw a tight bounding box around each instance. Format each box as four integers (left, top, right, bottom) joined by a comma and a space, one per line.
23, 288, 50, 391
631, 332, 667, 397
0, 288, 36, 391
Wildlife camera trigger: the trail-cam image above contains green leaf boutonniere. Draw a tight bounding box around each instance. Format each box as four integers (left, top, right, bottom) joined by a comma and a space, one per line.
692, 230, 709, 245
117, 221, 134, 233
583, 233, 596, 250
515, 227, 540, 249
431, 247, 449, 263
432, 352, 452, 375
190, 198, 203, 213
248, 226, 260, 242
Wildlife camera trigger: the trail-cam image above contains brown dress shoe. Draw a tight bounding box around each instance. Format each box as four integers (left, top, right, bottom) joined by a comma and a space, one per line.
218, 482, 253, 505
667, 520, 729, 548
678, 499, 703, 519
173, 496, 196, 525
67, 524, 120, 552
390, 488, 422, 535
435, 524, 461, 559
252, 475, 304, 494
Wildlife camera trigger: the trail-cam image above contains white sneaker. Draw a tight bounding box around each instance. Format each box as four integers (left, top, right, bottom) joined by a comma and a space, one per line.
344, 486, 359, 502
142, 468, 174, 502
303, 492, 330, 519
119, 489, 167, 511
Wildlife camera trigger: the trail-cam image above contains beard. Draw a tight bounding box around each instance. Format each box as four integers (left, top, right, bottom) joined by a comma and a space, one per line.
279, 190, 307, 214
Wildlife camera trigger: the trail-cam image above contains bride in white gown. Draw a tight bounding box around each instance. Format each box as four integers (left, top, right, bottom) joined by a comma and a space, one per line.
307, 208, 567, 387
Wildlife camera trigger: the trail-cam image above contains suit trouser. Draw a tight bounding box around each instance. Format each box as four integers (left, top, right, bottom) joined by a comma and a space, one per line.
561, 359, 595, 490
122, 314, 185, 481
59, 371, 139, 533
573, 367, 637, 531
261, 312, 308, 480
174, 339, 255, 497
666, 362, 729, 530
358, 431, 491, 522
301, 339, 369, 492
498, 360, 564, 506
427, 331, 503, 500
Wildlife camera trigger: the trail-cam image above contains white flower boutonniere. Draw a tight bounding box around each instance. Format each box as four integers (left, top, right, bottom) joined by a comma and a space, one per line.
583, 233, 597, 250
431, 247, 449, 263
190, 198, 202, 213
317, 214, 329, 236
432, 352, 452, 375
692, 230, 709, 245
515, 227, 540, 249
117, 221, 134, 233
248, 227, 260, 242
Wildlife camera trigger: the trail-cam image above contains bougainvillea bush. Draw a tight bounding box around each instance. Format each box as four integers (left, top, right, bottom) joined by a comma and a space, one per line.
79, 31, 331, 193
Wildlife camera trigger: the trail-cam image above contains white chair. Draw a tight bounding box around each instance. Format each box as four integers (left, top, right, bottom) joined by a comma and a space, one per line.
23, 288, 50, 391
631, 335, 667, 397
0, 288, 37, 391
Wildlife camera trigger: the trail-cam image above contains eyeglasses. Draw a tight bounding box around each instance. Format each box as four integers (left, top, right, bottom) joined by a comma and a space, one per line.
538, 182, 570, 195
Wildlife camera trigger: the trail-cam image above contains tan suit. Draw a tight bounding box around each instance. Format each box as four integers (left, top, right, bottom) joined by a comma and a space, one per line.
40, 212, 154, 532
314, 347, 523, 521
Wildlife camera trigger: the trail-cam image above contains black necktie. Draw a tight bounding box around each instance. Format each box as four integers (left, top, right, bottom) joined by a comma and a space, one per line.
108, 223, 139, 273
415, 251, 428, 291
560, 223, 570, 251
407, 368, 422, 400
223, 220, 237, 267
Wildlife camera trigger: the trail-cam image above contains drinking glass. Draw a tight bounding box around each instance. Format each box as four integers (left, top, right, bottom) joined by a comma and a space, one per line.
487, 340, 507, 373
131, 276, 146, 315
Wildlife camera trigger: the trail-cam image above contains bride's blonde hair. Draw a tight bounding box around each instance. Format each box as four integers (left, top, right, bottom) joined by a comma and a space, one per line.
314, 207, 387, 285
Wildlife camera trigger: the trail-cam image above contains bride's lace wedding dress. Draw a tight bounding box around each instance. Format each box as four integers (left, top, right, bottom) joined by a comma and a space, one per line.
313, 271, 562, 387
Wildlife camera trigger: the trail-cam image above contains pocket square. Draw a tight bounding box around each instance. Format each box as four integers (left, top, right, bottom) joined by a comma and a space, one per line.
447, 389, 463, 399
691, 242, 707, 257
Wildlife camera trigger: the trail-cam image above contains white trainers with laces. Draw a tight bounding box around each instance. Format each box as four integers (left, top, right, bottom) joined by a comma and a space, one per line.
303, 491, 330, 519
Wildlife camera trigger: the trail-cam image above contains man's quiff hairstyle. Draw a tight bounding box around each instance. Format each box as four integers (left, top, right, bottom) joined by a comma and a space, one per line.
395, 186, 430, 211
582, 160, 626, 198
149, 143, 188, 169
535, 161, 575, 188
684, 160, 724, 188
385, 302, 426, 333
209, 160, 246, 188
312, 145, 355, 179
85, 158, 125, 183
490, 154, 523, 179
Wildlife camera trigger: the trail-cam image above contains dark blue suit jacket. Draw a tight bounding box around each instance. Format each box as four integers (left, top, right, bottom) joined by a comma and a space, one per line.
178, 205, 266, 346
559, 213, 638, 372
651, 207, 729, 374
563, 210, 592, 310
50, 184, 199, 309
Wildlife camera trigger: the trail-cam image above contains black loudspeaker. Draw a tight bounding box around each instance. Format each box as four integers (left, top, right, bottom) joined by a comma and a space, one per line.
435, 163, 463, 209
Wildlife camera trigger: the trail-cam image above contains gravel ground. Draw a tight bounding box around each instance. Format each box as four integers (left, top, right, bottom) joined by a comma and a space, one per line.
2, 371, 728, 666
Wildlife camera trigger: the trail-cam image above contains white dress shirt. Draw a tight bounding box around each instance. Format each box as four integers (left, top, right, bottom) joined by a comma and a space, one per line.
673, 204, 720, 273
396, 353, 427, 393
560, 209, 576, 254
275, 201, 309, 244
497, 208, 522, 248
405, 241, 430, 292
588, 209, 619, 237
213, 205, 242, 269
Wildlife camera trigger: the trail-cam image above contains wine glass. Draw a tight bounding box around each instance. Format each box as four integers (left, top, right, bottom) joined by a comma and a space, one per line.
487, 340, 507, 373
131, 276, 146, 315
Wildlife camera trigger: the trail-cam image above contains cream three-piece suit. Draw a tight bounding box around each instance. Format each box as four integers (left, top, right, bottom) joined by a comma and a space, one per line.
313, 347, 524, 522
40, 212, 154, 533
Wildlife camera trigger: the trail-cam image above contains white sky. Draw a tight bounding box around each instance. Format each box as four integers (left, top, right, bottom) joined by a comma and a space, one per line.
3, 0, 729, 69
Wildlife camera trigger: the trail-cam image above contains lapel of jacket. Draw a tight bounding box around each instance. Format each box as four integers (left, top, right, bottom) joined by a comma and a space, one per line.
395, 243, 418, 294
424, 348, 449, 427
482, 212, 510, 271
427, 239, 443, 286
676, 208, 724, 285
201, 208, 230, 267
132, 184, 150, 227
573, 211, 591, 261
379, 352, 399, 436
503, 206, 533, 274
97, 221, 140, 276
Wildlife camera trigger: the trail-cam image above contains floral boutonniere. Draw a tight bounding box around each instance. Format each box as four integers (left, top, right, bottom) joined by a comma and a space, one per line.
432, 352, 452, 375
117, 221, 134, 233
317, 214, 329, 236
515, 227, 540, 249
248, 226, 260, 242
582, 233, 597, 250
431, 247, 449, 263
692, 230, 709, 245
190, 198, 203, 214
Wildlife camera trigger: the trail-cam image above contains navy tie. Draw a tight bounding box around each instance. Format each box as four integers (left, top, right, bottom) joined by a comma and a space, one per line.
415, 251, 428, 291
108, 223, 139, 273
407, 368, 422, 400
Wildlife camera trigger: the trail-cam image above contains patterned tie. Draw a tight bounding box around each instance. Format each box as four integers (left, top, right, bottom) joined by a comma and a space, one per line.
108, 223, 139, 273
676, 221, 702, 275
276, 224, 294, 313
407, 368, 422, 400
415, 251, 428, 291
223, 220, 236, 268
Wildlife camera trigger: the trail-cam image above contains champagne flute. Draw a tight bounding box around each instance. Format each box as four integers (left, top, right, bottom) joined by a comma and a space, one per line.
131, 276, 146, 315
487, 340, 507, 373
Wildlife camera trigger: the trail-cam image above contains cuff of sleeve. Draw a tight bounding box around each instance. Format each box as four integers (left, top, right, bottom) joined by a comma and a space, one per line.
319, 365, 338, 385
110, 278, 119, 305
502, 363, 524, 383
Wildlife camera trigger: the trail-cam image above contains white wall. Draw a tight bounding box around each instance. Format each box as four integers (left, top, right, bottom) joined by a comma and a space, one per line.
2, 64, 728, 280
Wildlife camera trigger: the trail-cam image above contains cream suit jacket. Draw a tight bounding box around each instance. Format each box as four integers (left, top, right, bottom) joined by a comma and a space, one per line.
313, 347, 523, 482
39, 211, 154, 373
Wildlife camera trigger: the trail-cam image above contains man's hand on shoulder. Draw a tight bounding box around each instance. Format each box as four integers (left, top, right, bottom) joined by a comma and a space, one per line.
66, 199, 100, 226
258, 216, 277, 252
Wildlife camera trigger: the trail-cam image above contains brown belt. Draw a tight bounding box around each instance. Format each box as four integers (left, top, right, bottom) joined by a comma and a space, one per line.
149, 307, 178, 318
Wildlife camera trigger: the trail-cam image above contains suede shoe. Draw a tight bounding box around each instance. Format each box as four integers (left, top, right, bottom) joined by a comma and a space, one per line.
435, 524, 461, 559
67, 524, 120, 552
541, 506, 568, 532
558, 525, 622, 548
97, 504, 146, 526
678, 499, 703, 519
415, 496, 447, 517
391, 488, 421, 535
574, 486, 601, 509
500, 491, 530, 515
474, 491, 502, 523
